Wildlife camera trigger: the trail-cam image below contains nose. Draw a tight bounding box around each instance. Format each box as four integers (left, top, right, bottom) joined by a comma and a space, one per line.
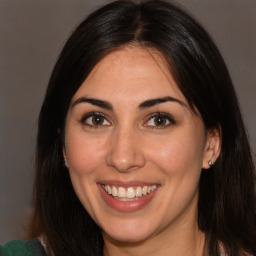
106, 127, 146, 173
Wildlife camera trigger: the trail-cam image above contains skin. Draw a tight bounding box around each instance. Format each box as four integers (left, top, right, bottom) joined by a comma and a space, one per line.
64, 46, 221, 256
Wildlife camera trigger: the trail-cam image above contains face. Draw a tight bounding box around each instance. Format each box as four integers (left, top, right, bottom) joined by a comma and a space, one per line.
64, 46, 215, 244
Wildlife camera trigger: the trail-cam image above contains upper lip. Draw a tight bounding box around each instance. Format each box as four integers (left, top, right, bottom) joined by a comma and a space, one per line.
98, 180, 159, 188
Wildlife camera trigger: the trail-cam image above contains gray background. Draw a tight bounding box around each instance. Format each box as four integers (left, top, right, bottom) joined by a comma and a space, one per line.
0, 0, 255, 244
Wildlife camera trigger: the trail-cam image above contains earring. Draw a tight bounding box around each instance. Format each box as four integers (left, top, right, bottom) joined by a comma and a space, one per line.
63, 157, 68, 168
208, 160, 213, 167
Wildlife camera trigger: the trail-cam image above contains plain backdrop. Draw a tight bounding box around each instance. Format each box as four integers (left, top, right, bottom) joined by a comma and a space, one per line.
0, 0, 255, 244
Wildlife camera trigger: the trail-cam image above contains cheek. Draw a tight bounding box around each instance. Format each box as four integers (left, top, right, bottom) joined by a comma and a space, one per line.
149, 142, 187, 176
146, 130, 205, 176
65, 133, 105, 176
64, 132, 106, 217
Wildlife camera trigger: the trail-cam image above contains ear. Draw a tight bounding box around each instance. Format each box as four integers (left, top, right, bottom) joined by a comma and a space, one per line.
202, 126, 221, 169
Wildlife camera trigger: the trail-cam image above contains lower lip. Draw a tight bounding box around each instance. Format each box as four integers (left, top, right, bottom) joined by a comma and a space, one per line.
98, 184, 158, 213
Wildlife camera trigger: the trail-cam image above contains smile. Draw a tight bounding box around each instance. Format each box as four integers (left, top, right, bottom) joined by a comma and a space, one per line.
101, 184, 158, 201
98, 182, 159, 212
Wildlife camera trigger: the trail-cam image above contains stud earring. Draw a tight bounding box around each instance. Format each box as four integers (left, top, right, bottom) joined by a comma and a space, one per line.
63, 157, 68, 168
208, 160, 213, 167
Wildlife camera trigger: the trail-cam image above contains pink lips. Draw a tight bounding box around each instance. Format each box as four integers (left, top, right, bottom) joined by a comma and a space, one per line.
97, 182, 159, 212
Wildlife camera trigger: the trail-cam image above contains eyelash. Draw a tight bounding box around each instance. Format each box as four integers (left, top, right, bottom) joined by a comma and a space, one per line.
144, 112, 176, 128
80, 112, 110, 128
80, 112, 175, 129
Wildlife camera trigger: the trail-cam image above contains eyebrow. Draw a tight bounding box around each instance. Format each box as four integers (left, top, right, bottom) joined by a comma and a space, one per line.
139, 96, 186, 109
71, 97, 113, 110
71, 96, 186, 111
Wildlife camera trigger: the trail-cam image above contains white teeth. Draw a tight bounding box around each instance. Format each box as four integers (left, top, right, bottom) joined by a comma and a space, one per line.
142, 186, 148, 195
102, 184, 157, 200
117, 187, 126, 198
112, 186, 118, 196
106, 185, 111, 194
126, 187, 135, 199
135, 186, 142, 197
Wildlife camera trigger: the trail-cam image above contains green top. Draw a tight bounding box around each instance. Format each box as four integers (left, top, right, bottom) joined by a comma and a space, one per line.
0, 239, 46, 256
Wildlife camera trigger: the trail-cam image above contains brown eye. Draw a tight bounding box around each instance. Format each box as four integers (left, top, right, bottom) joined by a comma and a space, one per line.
145, 113, 175, 128
154, 116, 168, 126
81, 113, 110, 127
91, 115, 105, 125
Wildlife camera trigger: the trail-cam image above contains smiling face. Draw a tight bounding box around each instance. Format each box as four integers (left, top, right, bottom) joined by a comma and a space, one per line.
64, 46, 219, 247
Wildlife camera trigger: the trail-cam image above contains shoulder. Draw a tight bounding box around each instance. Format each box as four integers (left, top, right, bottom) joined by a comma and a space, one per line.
0, 238, 47, 256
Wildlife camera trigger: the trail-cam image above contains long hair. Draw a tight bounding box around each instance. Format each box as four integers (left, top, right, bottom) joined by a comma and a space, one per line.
29, 1, 256, 255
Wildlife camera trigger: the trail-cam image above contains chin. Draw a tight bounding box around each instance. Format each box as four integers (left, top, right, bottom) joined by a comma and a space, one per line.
105, 232, 150, 244
102, 221, 155, 244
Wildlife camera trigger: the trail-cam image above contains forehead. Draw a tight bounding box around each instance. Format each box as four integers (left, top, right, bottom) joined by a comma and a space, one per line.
71, 46, 186, 104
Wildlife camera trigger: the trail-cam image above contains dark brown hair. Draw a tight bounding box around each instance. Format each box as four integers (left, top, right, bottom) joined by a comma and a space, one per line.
29, 1, 256, 255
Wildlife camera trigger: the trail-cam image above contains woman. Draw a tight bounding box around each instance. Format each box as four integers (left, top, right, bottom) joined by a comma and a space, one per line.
1, 0, 255, 255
